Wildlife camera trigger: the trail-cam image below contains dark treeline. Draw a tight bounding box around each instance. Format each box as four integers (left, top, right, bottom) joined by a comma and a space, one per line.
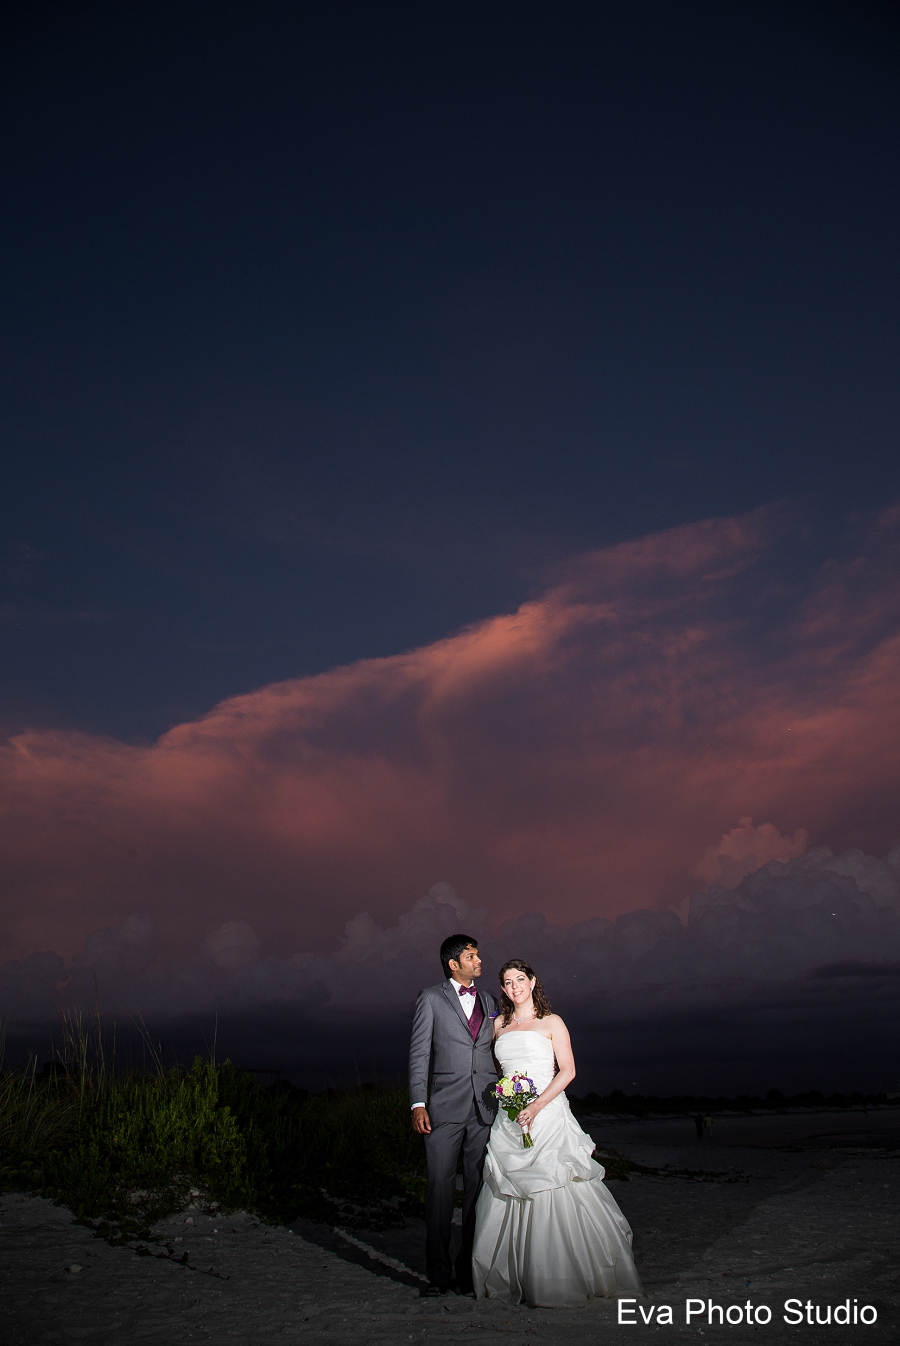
569, 1088, 897, 1116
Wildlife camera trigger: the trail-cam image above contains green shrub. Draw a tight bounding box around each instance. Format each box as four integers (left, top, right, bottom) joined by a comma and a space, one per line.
42, 1061, 255, 1221
0, 1058, 426, 1230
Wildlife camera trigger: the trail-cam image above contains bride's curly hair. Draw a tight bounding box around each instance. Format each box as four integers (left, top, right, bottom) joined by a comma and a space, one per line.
498, 959, 553, 1027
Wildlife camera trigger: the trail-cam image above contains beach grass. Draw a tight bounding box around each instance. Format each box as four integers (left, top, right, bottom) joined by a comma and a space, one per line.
0, 1063, 79, 1163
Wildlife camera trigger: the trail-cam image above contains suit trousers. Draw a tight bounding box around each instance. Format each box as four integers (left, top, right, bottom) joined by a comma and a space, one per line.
423, 1096, 492, 1289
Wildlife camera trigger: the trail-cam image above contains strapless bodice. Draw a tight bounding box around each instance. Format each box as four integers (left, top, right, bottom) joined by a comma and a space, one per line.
495, 1030, 556, 1093
483, 1025, 611, 1202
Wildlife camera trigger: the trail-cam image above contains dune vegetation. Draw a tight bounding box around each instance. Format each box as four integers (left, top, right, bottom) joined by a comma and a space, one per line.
0, 1026, 427, 1235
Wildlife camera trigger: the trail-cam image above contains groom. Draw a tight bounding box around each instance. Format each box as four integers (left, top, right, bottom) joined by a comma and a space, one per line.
409, 933, 498, 1296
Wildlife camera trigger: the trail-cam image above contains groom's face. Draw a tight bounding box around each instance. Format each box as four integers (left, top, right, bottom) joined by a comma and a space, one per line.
449, 944, 482, 983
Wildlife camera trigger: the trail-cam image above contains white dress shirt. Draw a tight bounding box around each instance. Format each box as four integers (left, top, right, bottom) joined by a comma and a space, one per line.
411, 978, 479, 1109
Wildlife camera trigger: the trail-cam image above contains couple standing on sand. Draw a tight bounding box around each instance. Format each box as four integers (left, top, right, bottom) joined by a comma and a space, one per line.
408, 933, 642, 1308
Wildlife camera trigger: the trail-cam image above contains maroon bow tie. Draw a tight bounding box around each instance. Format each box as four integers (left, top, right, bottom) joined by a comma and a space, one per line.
458, 984, 477, 996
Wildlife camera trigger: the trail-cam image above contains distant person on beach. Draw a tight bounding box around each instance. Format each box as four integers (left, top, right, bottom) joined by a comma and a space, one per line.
703, 1113, 713, 1139
694, 1113, 704, 1140
409, 934, 499, 1296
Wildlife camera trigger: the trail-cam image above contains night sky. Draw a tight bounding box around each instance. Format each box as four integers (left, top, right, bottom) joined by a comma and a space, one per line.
2, 2, 900, 1091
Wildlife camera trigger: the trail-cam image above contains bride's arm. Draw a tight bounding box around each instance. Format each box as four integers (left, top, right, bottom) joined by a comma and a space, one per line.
515, 1016, 576, 1127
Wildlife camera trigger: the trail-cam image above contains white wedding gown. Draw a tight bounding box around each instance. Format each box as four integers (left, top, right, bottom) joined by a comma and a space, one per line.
472, 1031, 642, 1307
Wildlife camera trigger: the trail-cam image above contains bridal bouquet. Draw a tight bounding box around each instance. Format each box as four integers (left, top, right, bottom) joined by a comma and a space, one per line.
493, 1072, 539, 1148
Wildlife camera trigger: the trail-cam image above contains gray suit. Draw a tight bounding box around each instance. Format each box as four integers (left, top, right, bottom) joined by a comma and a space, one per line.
409, 981, 498, 1289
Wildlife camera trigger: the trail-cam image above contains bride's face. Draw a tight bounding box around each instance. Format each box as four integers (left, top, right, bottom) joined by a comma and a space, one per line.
501, 969, 536, 1005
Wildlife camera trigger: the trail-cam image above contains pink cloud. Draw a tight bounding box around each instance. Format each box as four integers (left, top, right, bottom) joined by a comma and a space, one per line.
1, 503, 899, 968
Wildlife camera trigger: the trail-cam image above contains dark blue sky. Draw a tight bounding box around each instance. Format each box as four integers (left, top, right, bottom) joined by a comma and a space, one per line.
3, 0, 900, 741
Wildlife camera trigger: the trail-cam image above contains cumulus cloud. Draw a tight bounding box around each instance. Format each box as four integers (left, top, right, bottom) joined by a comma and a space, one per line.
495, 844, 900, 1000
693, 818, 809, 889
202, 922, 261, 970
4, 846, 900, 1024
1, 502, 900, 993
4, 848, 900, 1091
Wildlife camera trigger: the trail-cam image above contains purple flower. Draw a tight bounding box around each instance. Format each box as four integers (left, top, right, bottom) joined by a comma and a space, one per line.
513, 1081, 522, 1093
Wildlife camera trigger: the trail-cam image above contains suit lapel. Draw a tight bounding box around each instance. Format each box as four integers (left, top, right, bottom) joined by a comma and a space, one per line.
443, 980, 471, 1035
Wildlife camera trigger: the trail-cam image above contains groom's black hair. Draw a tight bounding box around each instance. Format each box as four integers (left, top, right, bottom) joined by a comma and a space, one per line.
440, 933, 478, 978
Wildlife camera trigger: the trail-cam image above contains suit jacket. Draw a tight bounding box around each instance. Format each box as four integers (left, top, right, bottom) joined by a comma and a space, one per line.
408, 981, 499, 1125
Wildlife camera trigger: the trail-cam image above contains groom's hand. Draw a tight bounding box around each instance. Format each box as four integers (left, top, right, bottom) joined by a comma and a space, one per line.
412, 1106, 432, 1135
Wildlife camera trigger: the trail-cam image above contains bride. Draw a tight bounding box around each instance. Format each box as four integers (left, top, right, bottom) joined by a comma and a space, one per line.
471, 959, 642, 1307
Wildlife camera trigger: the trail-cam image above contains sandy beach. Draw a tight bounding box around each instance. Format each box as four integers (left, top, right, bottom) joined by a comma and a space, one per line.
3, 1108, 898, 1345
